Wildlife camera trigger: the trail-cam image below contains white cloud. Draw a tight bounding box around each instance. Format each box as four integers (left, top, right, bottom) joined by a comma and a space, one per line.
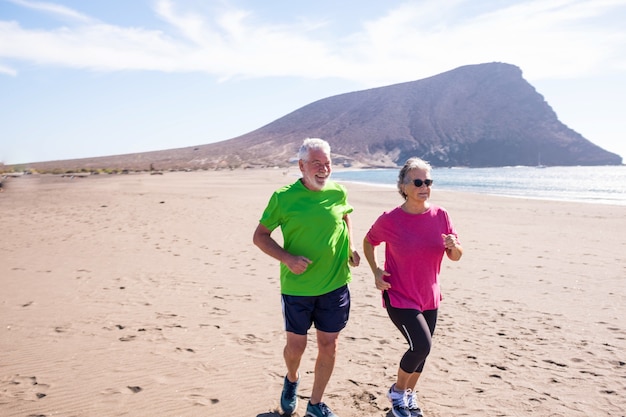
0, 62, 17, 75
5, 0, 94, 23
0, 0, 624, 84
346, 0, 626, 84
154, 0, 213, 46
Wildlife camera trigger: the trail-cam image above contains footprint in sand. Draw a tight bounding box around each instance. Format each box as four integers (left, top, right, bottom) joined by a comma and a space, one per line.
0, 375, 49, 401
237, 333, 268, 345
184, 390, 220, 406
175, 347, 196, 353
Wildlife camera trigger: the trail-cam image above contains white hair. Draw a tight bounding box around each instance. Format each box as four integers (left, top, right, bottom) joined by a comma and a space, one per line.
397, 157, 433, 199
298, 138, 331, 161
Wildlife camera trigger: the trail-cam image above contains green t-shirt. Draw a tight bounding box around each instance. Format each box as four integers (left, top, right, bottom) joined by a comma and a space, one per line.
259, 179, 354, 296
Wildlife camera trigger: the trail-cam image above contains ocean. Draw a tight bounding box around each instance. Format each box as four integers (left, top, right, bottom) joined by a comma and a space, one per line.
332, 165, 626, 206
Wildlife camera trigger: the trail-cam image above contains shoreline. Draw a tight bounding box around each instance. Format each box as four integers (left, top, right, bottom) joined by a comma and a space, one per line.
331, 165, 626, 206
5, 166, 626, 206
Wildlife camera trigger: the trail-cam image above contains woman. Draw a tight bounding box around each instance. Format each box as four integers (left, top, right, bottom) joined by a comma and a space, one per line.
363, 158, 463, 417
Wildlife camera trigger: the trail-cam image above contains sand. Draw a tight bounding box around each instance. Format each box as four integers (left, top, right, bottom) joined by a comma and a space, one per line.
1, 169, 624, 417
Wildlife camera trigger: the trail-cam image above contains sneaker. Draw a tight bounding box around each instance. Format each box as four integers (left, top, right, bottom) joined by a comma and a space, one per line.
386, 384, 410, 417
280, 375, 299, 414
305, 401, 338, 417
406, 389, 424, 417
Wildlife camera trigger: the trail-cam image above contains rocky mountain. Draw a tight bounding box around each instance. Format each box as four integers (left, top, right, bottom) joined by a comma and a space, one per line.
13, 62, 622, 173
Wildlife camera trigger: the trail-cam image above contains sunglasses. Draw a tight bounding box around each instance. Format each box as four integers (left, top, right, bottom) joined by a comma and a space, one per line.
411, 179, 433, 187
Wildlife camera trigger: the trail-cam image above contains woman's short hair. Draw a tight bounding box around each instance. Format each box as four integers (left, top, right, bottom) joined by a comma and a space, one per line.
397, 157, 432, 199
298, 138, 331, 161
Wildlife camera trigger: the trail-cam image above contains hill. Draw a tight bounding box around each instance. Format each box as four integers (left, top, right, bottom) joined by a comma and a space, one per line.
10, 62, 622, 173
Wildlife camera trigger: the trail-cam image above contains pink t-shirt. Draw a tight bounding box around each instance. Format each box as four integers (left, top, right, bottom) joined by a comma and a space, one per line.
365, 205, 458, 311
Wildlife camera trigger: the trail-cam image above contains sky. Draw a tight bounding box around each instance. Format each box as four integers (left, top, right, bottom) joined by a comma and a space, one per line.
1, 0, 625, 165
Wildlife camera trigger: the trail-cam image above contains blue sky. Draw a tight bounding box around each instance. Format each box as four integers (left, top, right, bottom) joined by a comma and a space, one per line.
1, 0, 625, 165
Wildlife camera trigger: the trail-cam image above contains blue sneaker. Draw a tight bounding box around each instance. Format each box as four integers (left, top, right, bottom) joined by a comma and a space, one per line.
305, 401, 337, 417
280, 375, 299, 414
387, 384, 410, 417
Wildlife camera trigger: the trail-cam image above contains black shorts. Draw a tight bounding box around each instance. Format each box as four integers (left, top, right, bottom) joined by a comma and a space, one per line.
281, 285, 350, 335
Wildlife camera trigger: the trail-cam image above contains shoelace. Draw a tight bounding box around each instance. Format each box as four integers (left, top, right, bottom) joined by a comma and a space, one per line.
406, 389, 423, 416
316, 402, 333, 416
406, 390, 418, 409
284, 380, 297, 397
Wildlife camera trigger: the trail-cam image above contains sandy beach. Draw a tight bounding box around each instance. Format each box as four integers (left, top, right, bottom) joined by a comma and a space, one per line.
1, 169, 624, 417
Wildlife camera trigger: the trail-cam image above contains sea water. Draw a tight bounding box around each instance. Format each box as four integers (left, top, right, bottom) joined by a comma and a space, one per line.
332, 165, 626, 206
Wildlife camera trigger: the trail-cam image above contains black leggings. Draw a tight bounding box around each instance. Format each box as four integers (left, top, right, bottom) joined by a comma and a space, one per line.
384, 291, 438, 374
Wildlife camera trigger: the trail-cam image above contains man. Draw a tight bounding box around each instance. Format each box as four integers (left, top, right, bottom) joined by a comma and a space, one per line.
253, 138, 360, 417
